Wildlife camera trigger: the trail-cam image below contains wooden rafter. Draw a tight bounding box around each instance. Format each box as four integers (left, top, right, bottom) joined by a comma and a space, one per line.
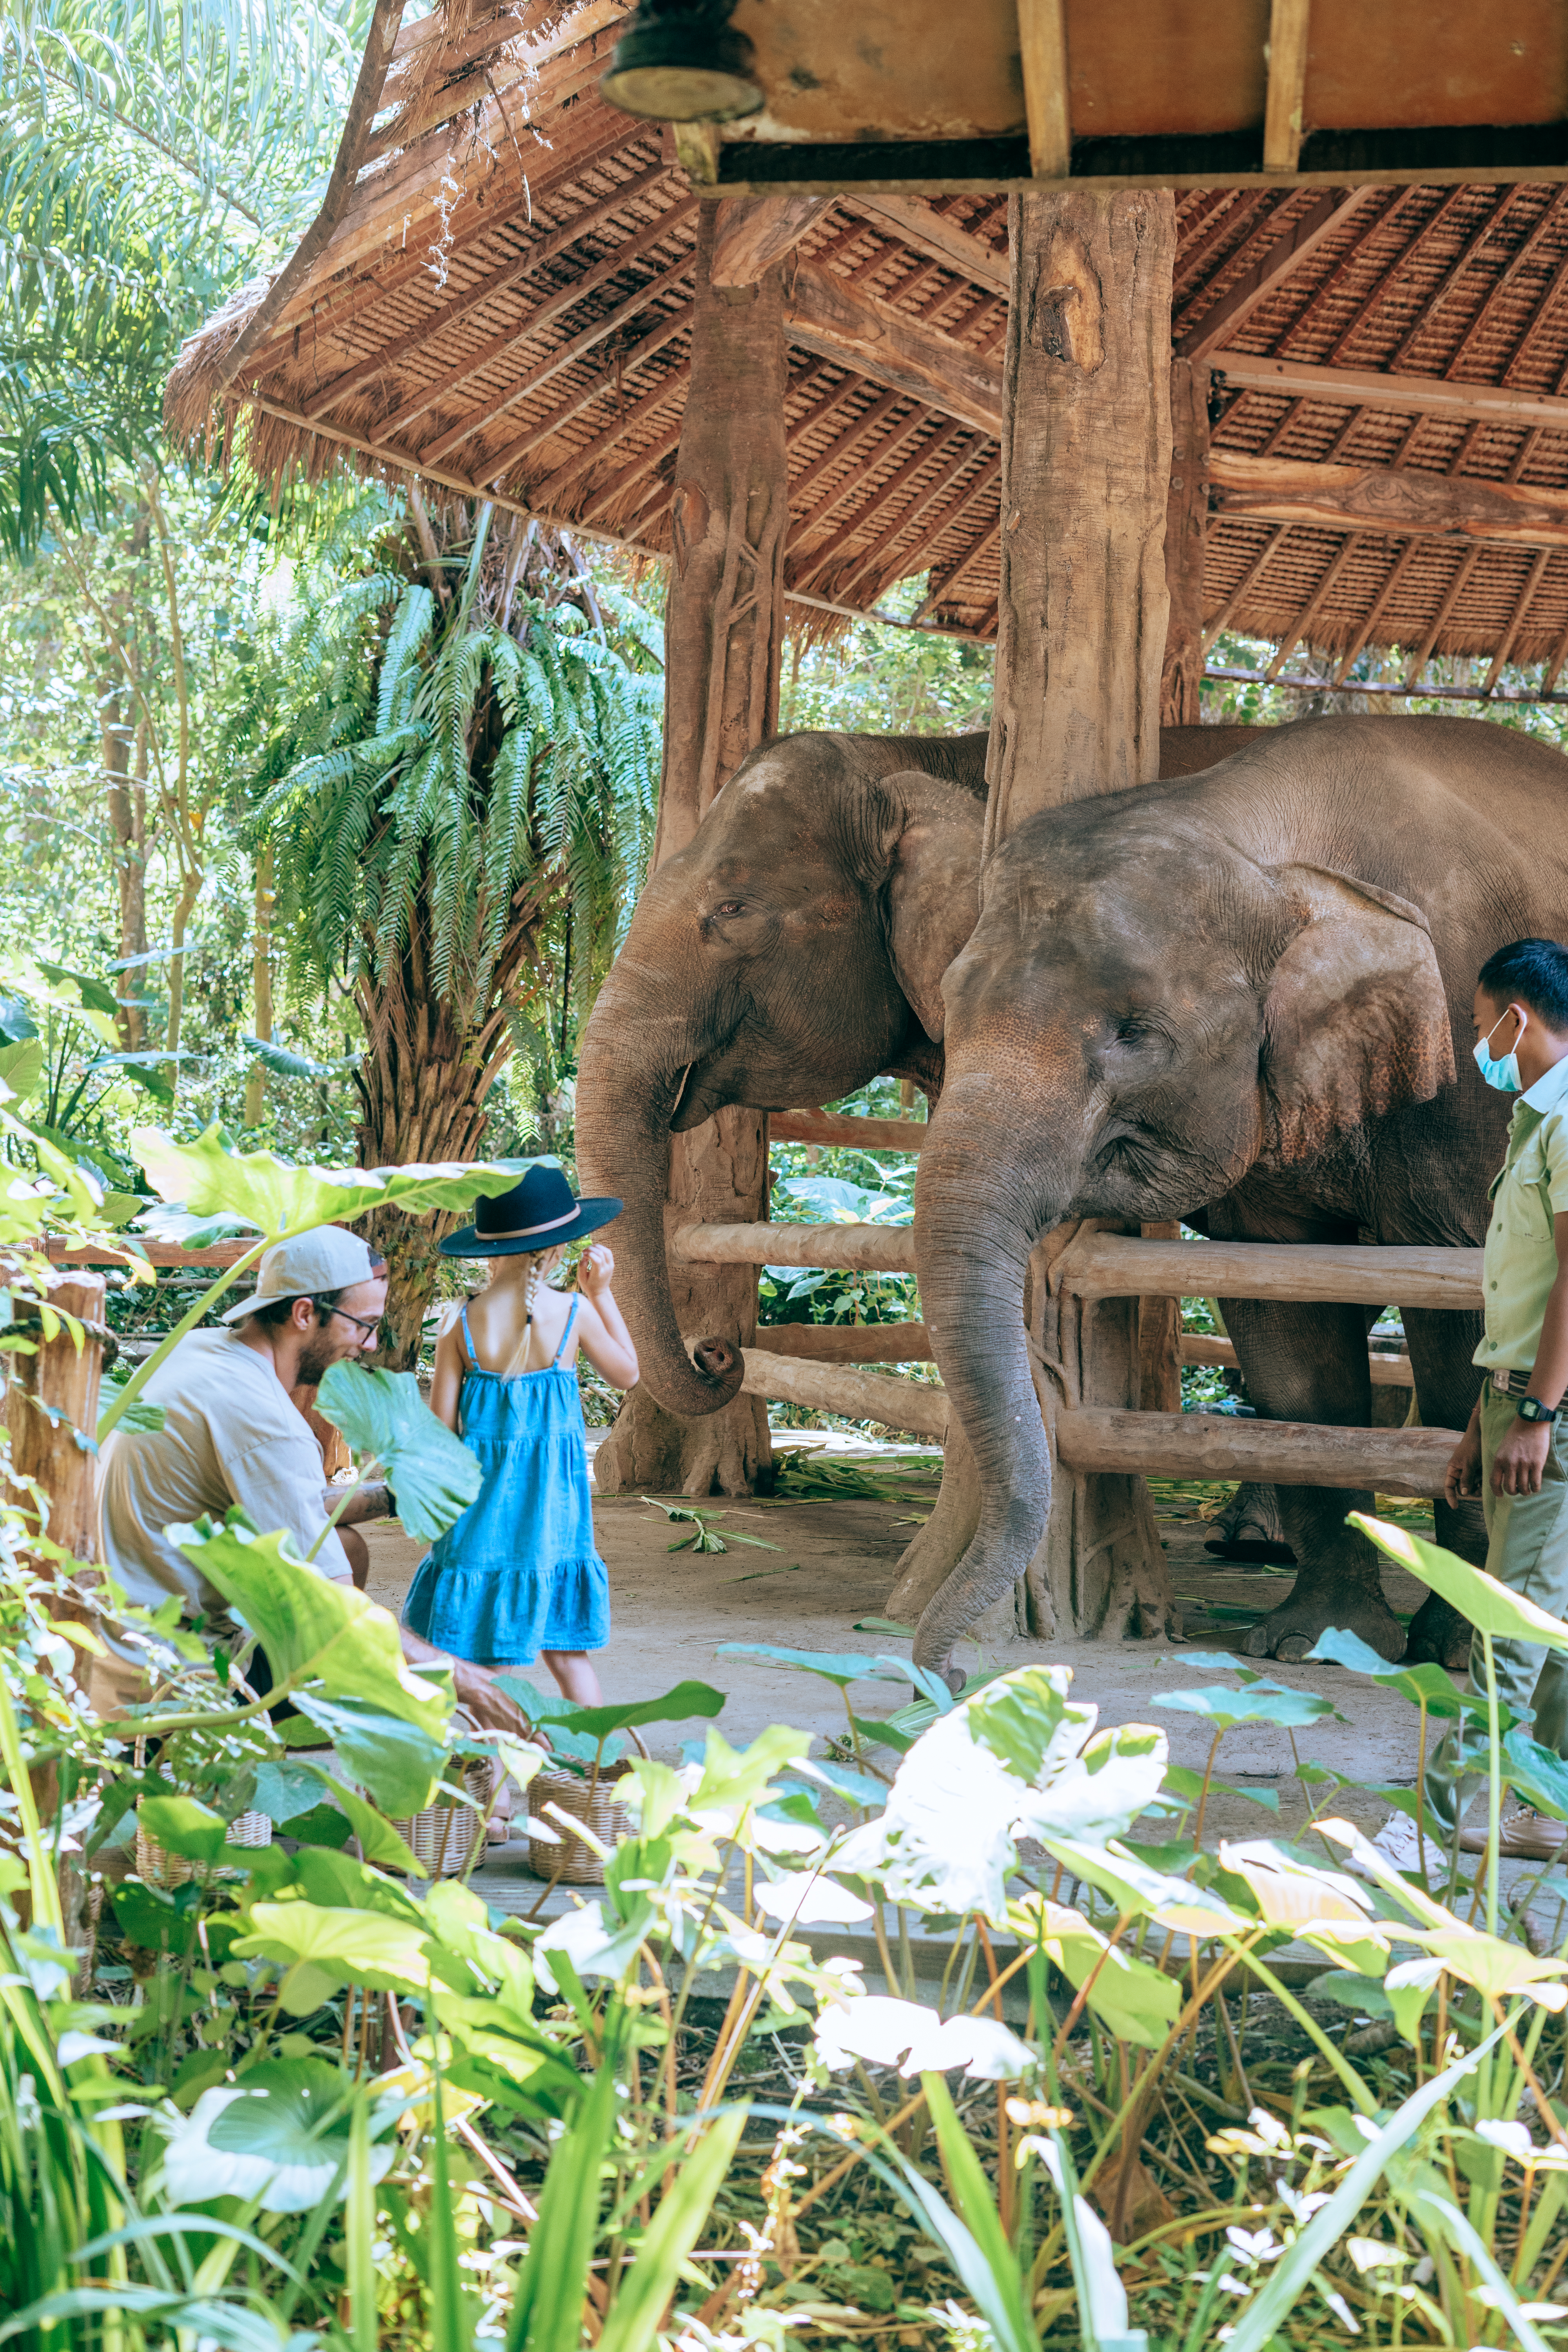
1175, 187, 1372, 362
1443, 187, 1568, 381
792, 420, 966, 590
1330, 535, 1422, 682
1325, 185, 1470, 362
526, 361, 690, 509
915, 515, 1000, 617
1387, 184, 1522, 370
301, 160, 675, 422
1202, 525, 1289, 652
789, 399, 930, 541
848, 450, 1001, 600
388, 196, 698, 454
482, 299, 693, 483
837, 437, 986, 601
1265, 531, 1363, 679
1263, 186, 1406, 354
1403, 545, 1483, 684
849, 196, 1008, 292
1484, 546, 1553, 690
419, 257, 697, 469
577, 418, 685, 524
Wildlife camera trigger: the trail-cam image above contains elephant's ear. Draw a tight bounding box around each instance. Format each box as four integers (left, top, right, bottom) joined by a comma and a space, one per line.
1261, 863, 1455, 1163
879, 773, 984, 1042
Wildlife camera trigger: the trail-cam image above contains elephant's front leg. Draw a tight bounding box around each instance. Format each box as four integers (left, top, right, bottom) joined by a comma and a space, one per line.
1220, 1295, 1406, 1662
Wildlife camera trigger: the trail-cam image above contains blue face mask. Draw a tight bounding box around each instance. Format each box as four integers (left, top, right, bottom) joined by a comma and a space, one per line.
1474, 1005, 1526, 1094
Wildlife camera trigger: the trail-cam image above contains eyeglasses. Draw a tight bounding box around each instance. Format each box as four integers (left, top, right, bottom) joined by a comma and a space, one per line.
317, 1300, 381, 1343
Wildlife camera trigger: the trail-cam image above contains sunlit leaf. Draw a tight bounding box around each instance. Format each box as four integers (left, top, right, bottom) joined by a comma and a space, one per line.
1352, 1513, 1568, 1649
315, 1362, 482, 1544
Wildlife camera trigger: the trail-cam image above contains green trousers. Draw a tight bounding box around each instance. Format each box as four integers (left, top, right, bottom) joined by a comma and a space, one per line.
1420, 1385, 1568, 1837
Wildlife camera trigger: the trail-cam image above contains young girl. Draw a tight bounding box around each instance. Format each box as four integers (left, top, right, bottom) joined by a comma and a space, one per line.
403, 1164, 637, 1705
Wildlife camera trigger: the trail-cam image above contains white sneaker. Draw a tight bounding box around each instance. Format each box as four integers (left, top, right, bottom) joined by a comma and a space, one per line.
1366, 1809, 1450, 1880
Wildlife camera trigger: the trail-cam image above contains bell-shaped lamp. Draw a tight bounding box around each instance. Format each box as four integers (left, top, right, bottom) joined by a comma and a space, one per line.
601, 1, 764, 122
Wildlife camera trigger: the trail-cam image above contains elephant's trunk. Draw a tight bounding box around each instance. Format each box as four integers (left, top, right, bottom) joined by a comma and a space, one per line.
575, 977, 743, 1420
912, 1073, 1071, 1682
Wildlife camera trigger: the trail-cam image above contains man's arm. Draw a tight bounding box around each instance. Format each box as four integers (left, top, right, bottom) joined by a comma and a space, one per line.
321, 1479, 393, 1527
1491, 1209, 1568, 1497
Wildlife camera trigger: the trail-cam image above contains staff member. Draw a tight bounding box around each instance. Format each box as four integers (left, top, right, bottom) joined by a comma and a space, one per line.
94, 1227, 525, 1738
1374, 939, 1568, 1873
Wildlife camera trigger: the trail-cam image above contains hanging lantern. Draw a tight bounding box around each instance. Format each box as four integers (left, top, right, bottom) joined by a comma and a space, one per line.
600, 0, 764, 123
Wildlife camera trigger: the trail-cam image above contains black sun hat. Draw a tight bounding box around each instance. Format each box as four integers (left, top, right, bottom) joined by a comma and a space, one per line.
439, 1163, 623, 1258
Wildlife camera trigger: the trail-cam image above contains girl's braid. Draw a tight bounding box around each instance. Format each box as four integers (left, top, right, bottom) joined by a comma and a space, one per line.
524, 1253, 541, 1327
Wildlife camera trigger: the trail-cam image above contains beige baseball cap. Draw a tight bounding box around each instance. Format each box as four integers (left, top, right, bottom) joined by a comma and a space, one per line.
220, 1227, 382, 1323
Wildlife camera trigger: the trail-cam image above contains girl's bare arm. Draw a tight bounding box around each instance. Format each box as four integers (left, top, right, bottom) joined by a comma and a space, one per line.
575, 1245, 639, 1388
428, 1315, 465, 1432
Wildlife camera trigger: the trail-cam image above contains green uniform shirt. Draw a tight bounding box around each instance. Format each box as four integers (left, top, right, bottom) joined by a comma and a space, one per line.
1475, 1052, 1568, 1372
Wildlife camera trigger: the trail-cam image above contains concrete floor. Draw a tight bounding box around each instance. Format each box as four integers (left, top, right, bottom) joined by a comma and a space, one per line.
358, 1438, 1460, 1857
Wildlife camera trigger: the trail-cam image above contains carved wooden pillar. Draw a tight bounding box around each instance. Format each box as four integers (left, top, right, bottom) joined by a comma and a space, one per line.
593, 203, 788, 1498
11, 1272, 107, 1566
988, 189, 1180, 1637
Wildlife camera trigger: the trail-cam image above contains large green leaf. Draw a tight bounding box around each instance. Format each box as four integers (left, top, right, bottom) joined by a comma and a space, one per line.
134, 1123, 530, 1240
231, 1902, 436, 1995
1309, 1626, 1484, 1717
714, 1642, 914, 1690
1352, 1512, 1568, 1649
160, 2056, 400, 2215
531, 1681, 728, 1743
137, 1795, 228, 1866
172, 1514, 450, 1809
1152, 1682, 1336, 1731
315, 1363, 483, 1544
295, 1762, 424, 1874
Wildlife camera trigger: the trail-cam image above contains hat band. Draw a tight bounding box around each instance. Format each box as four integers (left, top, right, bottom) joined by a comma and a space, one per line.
479, 1203, 581, 1240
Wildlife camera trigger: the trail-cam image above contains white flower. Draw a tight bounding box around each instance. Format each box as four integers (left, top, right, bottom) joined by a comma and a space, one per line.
1475, 2119, 1535, 2160
1225, 2227, 1280, 2264
813, 1994, 1030, 2081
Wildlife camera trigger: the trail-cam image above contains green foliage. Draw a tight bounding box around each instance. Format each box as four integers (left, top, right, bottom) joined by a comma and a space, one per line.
315, 1361, 484, 1545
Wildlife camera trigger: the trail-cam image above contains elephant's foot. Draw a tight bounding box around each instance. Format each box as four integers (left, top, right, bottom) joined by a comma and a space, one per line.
1238, 1570, 1405, 1664
1405, 1592, 1472, 1671
1203, 1482, 1296, 1569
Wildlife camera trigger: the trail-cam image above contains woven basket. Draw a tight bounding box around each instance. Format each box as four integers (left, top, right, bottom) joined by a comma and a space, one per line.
136, 1810, 272, 1888
391, 1760, 495, 1879
528, 1730, 649, 1887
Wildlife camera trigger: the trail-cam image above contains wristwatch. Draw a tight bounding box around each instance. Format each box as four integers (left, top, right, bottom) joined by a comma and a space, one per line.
1519, 1396, 1561, 1423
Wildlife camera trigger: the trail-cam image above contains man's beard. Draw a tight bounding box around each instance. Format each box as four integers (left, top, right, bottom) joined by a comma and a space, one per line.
294, 1334, 339, 1388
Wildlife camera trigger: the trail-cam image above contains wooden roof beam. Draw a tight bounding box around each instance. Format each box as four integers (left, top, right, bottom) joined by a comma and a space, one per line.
577, 417, 686, 525
1443, 187, 1568, 383
841, 448, 1002, 604
1387, 184, 1523, 370
1265, 531, 1363, 679
1201, 524, 1289, 652
783, 264, 1003, 437
792, 421, 969, 593
711, 194, 831, 285
837, 437, 989, 603
1403, 544, 1483, 684
1209, 352, 1568, 432
526, 361, 691, 511
398, 203, 698, 457
846, 197, 1009, 294
302, 158, 675, 421
482, 299, 693, 485
1175, 187, 1375, 362
1017, 0, 1071, 180
788, 399, 932, 545
1210, 446, 1568, 548
1484, 546, 1554, 691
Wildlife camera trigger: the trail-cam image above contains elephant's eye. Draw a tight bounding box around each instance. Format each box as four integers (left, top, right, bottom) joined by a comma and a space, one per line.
715, 900, 745, 916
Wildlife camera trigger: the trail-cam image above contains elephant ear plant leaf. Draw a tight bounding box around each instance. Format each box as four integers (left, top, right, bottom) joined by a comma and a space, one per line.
96, 1126, 532, 1441
314, 1362, 483, 1546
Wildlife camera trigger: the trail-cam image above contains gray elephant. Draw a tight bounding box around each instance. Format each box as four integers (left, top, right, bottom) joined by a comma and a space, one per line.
910, 714, 1560, 1681
576, 715, 1508, 1671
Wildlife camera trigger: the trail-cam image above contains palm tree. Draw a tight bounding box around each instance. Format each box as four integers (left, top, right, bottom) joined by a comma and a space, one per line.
234, 495, 662, 1360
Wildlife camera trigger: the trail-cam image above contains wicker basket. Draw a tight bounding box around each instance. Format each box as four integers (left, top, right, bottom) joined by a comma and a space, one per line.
136, 1810, 272, 1888
390, 1760, 495, 1879
528, 1731, 649, 1886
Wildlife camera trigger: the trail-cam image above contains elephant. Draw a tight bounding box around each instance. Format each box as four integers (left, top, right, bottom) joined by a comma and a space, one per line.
910, 713, 1564, 1683
575, 713, 1509, 1675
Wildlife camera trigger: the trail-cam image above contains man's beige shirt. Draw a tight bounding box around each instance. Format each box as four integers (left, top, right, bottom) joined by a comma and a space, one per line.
99, 1326, 351, 1639
1475, 1053, 1568, 1373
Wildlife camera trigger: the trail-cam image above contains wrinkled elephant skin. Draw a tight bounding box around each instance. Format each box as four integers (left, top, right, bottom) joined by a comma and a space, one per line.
913, 715, 1562, 1679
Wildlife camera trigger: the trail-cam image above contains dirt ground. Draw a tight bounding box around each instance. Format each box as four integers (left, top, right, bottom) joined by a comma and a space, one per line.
359, 1433, 1455, 1860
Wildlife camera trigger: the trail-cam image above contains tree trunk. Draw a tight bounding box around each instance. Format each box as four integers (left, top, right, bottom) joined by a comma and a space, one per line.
103, 693, 148, 1051
245, 846, 275, 1129
354, 916, 510, 1368
1161, 358, 1210, 728
595, 203, 788, 1499
925, 190, 1179, 1644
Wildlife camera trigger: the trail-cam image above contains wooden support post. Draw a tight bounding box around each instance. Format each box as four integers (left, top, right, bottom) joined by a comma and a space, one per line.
918, 188, 1179, 1646
9, 1274, 107, 1566
592, 203, 789, 1499
1161, 362, 1210, 728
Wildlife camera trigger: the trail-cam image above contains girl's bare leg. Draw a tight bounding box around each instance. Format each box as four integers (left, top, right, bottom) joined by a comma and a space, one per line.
542, 1650, 603, 1706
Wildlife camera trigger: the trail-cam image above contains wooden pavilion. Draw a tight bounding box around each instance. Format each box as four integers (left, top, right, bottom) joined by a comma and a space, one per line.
167, 0, 1568, 700
167, 0, 1568, 1643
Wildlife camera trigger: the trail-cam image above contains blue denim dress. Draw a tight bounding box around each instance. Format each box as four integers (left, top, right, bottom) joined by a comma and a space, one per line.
402, 1300, 610, 1666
